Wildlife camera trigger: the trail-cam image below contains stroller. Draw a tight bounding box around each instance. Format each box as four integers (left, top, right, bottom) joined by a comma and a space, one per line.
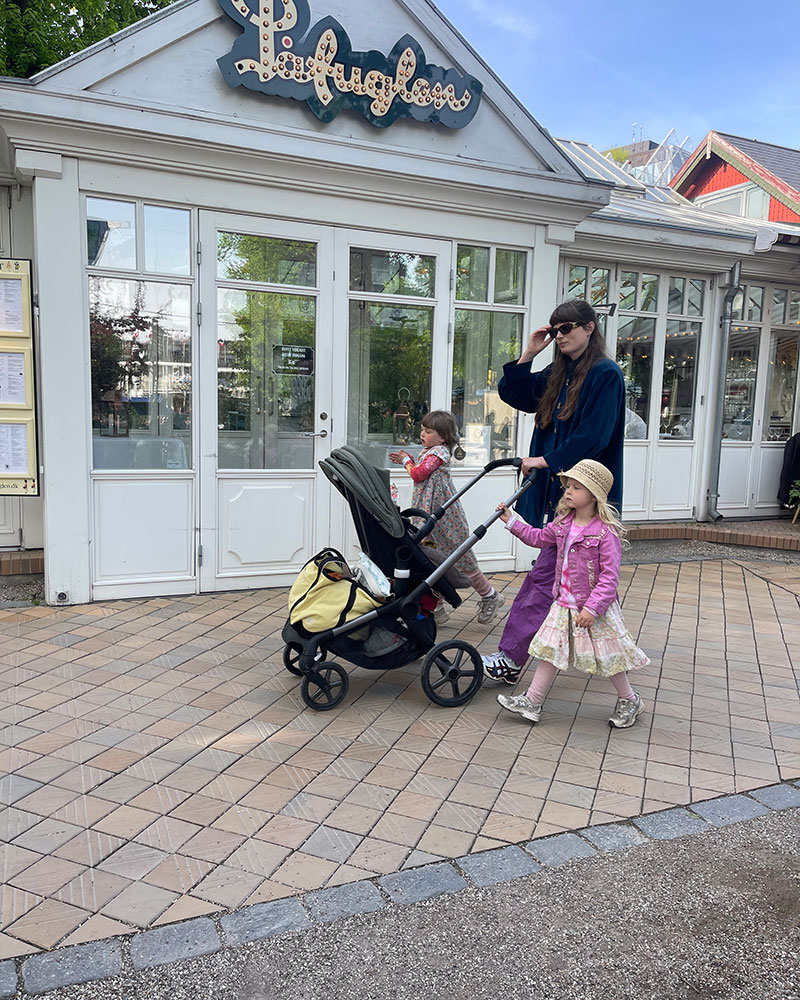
281, 445, 535, 711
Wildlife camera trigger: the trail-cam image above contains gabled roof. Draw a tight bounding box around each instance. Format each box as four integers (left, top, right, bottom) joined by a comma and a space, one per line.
10, 0, 595, 190
671, 131, 800, 214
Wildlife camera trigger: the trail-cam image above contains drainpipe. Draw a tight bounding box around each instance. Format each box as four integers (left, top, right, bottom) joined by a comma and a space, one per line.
706, 260, 742, 521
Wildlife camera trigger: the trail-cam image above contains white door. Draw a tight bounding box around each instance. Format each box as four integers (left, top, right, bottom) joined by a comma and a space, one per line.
330, 230, 454, 557
198, 213, 335, 590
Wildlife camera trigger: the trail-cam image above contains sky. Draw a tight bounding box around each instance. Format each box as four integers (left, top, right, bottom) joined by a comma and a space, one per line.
433, 0, 800, 154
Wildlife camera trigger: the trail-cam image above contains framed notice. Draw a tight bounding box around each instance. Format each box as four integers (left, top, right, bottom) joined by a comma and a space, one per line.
0, 260, 38, 496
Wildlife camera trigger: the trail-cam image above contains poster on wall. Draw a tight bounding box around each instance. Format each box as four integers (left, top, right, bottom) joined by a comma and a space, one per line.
0, 260, 38, 496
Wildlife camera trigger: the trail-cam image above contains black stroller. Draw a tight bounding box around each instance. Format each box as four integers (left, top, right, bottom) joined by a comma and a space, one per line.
281, 446, 535, 711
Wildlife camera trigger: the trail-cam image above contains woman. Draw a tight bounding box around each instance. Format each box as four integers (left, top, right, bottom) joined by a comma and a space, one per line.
482, 298, 626, 684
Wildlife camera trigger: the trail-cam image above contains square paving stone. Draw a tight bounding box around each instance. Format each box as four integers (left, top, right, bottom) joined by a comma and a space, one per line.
633, 808, 708, 840
0, 775, 42, 805
691, 794, 770, 826
457, 846, 541, 886
526, 833, 597, 868
379, 862, 466, 905
22, 940, 121, 995
301, 826, 363, 864
748, 783, 800, 811
221, 898, 310, 945
580, 824, 649, 853
130, 918, 220, 971
305, 881, 385, 923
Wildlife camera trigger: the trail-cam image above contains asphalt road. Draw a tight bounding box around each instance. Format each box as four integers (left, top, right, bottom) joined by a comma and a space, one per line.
43, 808, 800, 1000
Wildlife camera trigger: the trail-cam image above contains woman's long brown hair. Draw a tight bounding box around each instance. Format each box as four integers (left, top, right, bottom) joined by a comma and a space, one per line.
535, 299, 608, 430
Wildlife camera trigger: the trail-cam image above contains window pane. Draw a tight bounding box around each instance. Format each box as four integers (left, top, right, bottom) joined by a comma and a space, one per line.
217, 232, 316, 286
763, 334, 798, 441
641, 274, 659, 312
349, 249, 434, 297
732, 289, 744, 321
144, 206, 191, 276
661, 321, 700, 438
668, 277, 685, 314
773, 289, 787, 325
616, 316, 655, 437
687, 279, 705, 317
568, 265, 587, 300
723, 327, 759, 441
619, 271, 637, 310
347, 302, 433, 466
452, 309, 523, 465
790, 290, 800, 325
455, 245, 489, 302
87, 198, 136, 269
589, 267, 609, 306
90, 277, 191, 469
217, 290, 316, 470
494, 250, 526, 305
746, 285, 764, 322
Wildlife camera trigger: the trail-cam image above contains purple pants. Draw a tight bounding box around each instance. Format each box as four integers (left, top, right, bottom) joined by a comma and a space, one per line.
499, 545, 559, 667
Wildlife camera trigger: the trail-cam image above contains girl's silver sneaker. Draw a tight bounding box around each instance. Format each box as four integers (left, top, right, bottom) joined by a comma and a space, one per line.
497, 692, 542, 723
476, 590, 505, 625
608, 692, 645, 729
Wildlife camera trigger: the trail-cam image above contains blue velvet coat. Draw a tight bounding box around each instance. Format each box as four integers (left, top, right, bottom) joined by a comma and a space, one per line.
498, 355, 625, 527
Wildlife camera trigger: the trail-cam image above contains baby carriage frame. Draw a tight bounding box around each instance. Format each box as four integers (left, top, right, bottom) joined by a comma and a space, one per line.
281, 445, 535, 711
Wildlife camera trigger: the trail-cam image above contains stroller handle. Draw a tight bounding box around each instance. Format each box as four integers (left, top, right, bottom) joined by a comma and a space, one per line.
411, 455, 524, 543
403, 468, 538, 606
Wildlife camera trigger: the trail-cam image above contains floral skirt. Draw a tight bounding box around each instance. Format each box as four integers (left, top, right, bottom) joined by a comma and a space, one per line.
528, 601, 650, 678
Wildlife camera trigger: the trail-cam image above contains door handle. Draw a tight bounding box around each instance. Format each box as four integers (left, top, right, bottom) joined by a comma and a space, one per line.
301, 430, 328, 438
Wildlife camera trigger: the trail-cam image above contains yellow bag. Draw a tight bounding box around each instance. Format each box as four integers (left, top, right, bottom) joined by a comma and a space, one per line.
288, 548, 385, 633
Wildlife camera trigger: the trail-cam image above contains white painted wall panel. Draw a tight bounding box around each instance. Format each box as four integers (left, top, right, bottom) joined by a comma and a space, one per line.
93, 478, 194, 581
755, 446, 785, 509
218, 477, 314, 575
718, 445, 752, 509
651, 445, 694, 513
622, 444, 647, 517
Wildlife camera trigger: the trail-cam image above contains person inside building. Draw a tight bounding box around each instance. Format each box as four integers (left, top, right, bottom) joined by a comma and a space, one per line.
482, 298, 626, 684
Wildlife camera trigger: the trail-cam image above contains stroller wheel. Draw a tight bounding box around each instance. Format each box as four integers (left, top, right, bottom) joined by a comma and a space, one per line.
422, 640, 484, 707
283, 642, 326, 676
301, 663, 349, 712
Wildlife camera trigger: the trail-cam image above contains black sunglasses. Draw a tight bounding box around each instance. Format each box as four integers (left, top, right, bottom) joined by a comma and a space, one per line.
550, 322, 586, 336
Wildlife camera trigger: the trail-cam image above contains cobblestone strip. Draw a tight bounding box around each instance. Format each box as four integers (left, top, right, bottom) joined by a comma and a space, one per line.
6, 781, 799, 996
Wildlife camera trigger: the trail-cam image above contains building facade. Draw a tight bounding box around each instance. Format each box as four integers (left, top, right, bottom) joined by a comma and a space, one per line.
0, 0, 799, 604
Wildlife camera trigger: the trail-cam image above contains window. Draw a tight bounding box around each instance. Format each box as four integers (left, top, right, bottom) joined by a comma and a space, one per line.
347, 249, 435, 465
763, 333, 799, 442
86, 199, 193, 470
695, 182, 770, 221
616, 317, 655, 438
452, 245, 528, 465
722, 327, 759, 441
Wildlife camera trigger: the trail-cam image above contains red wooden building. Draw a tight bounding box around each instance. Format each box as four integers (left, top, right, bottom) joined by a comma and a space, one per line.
671, 131, 800, 224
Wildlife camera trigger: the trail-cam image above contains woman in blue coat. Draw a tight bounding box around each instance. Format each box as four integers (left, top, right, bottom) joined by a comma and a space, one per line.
483, 298, 626, 683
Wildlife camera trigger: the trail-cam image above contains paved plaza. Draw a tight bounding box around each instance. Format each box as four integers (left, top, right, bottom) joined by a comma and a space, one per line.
0, 554, 799, 967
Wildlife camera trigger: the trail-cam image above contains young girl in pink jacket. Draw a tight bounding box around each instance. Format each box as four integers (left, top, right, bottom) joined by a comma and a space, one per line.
496, 459, 649, 729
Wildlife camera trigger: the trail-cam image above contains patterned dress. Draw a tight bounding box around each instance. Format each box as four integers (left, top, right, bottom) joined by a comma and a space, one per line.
405, 445, 480, 577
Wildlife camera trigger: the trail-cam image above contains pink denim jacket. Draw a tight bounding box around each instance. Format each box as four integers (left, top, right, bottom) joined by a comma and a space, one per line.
505, 512, 621, 617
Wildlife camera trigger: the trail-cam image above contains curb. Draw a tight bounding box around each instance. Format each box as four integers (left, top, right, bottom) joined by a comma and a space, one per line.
3, 779, 800, 996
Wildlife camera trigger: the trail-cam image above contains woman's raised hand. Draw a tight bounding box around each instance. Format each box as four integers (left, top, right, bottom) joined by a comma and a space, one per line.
519, 325, 555, 363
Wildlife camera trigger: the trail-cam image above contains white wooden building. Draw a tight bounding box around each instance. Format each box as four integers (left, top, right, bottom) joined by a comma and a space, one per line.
0, 0, 798, 604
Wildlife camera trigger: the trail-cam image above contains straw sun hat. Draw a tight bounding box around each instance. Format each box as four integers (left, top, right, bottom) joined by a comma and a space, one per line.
559, 459, 614, 504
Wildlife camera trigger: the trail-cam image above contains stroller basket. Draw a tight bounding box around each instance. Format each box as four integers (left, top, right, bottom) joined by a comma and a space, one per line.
281, 447, 536, 712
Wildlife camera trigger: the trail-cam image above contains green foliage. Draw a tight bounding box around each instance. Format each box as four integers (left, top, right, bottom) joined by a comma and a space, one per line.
790, 479, 800, 505
0, 0, 176, 78
603, 146, 630, 165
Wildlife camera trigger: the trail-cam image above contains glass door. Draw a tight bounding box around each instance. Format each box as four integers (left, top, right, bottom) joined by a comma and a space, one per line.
198, 214, 334, 590
333, 231, 453, 553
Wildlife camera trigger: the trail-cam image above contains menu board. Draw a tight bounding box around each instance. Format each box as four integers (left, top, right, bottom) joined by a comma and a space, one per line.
0, 261, 38, 495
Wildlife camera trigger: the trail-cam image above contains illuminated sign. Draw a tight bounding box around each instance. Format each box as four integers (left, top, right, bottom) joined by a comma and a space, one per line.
217, 0, 483, 129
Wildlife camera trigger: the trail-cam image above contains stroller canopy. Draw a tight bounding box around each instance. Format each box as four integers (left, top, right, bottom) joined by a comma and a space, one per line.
319, 447, 405, 539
